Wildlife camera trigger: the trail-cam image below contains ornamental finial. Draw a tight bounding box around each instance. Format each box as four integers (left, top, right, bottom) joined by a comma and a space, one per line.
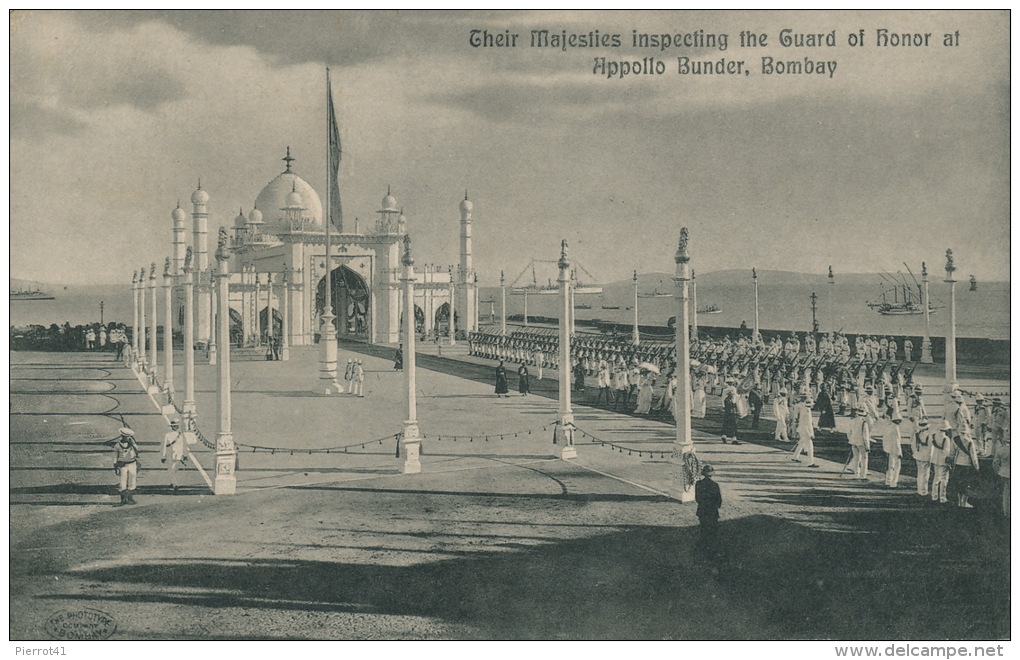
401, 234, 414, 267
164, 257, 171, 276
945, 249, 955, 274
828, 265, 833, 279
558, 239, 570, 270
921, 261, 927, 278
216, 226, 230, 261
675, 227, 689, 264
633, 270, 638, 282
132, 271, 138, 284
150, 262, 157, 279
184, 246, 193, 272
283, 146, 294, 173
500, 270, 505, 285
752, 267, 757, 280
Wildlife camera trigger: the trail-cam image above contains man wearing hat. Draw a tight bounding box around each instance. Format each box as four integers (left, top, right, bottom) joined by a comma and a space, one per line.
911, 418, 933, 496
112, 428, 140, 505
973, 394, 993, 457
882, 409, 905, 488
847, 404, 873, 480
161, 419, 188, 492
695, 464, 722, 554
929, 420, 953, 504
950, 426, 981, 509
790, 394, 819, 467
352, 359, 365, 397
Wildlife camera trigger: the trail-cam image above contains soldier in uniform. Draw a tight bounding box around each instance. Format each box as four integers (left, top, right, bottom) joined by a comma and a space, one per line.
111, 428, 140, 506
352, 360, 365, 397
911, 418, 933, 496
343, 359, 354, 392
161, 419, 188, 492
848, 404, 872, 480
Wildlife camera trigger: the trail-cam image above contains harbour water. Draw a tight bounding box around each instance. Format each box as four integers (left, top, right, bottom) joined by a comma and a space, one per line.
9, 274, 1010, 341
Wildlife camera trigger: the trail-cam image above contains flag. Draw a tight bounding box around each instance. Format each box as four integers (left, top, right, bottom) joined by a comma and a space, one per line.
327, 70, 343, 233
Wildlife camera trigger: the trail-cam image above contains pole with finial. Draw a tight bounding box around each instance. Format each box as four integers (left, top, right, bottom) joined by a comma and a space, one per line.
691, 269, 699, 342
162, 257, 175, 396
281, 263, 290, 361
555, 239, 577, 459
673, 227, 696, 503
944, 249, 957, 388
499, 270, 507, 335
827, 265, 835, 335
400, 234, 422, 473
921, 261, 933, 363
752, 267, 760, 344
132, 270, 140, 365
319, 68, 342, 394
148, 262, 158, 382
138, 264, 148, 369
183, 247, 196, 416
448, 265, 456, 346
632, 270, 640, 345
213, 227, 236, 495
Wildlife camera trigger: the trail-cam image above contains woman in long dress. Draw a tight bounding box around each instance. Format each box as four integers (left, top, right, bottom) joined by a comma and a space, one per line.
518, 364, 530, 395
721, 380, 741, 445
692, 374, 707, 419
634, 372, 655, 414
494, 360, 509, 397
815, 383, 836, 432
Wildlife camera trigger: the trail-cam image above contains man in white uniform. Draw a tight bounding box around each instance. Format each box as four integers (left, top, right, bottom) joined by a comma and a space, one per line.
161, 418, 188, 492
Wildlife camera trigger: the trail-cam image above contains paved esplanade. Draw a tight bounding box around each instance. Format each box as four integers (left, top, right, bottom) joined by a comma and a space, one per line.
10, 348, 1009, 640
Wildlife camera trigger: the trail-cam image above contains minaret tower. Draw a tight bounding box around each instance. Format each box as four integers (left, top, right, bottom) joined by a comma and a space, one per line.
458, 192, 478, 333
192, 181, 211, 346
172, 202, 187, 274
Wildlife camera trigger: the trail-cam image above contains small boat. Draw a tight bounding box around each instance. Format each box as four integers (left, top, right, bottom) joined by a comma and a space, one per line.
969, 275, 977, 292
601, 305, 620, 310
575, 304, 592, 309
697, 304, 722, 314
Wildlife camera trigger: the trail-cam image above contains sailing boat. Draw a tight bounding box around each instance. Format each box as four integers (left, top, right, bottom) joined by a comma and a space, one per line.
969, 275, 978, 292
510, 258, 603, 295
866, 264, 939, 315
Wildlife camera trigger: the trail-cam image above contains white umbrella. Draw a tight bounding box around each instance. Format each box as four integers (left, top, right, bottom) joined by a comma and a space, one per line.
638, 362, 660, 374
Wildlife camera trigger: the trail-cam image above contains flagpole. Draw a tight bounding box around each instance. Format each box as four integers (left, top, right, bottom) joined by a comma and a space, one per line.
319, 67, 341, 394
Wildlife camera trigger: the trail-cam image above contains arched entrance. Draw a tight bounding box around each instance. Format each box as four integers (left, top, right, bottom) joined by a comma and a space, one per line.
435, 302, 450, 337
398, 305, 426, 336
229, 308, 243, 346
259, 308, 283, 339
315, 265, 370, 339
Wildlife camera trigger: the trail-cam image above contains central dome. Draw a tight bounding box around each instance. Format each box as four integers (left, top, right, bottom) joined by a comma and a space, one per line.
254, 170, 325, 233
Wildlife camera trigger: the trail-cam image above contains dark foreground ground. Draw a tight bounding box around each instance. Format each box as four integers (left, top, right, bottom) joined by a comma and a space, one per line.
9, 350, 1010, 640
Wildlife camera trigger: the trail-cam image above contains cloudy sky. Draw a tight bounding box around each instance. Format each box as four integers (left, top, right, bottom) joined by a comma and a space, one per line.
9, 10, 1010, 285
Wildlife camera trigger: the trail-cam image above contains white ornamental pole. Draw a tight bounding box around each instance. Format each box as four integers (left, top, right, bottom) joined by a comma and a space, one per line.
449, 267, 456, 346
555, 240, 577, 460
691, 269, 699, 342
400, 235, 422, 473
281, 265, 291, 361
827, 266, 835, 335
523, 288, 529, 327
132, 271, 140, 364
921, 261, 933, 363
673, 227, 696, 503
162, 258, 174, 395
208, 266, 218, 367
213, 228, 236, 495
944, 249, 958, 387
752, 267, 760, 344
149, 263, 158, 380
183, 248, 196, 415
500, 270, 507, 335
138, 265, 147, 368
632, 270, 640, 345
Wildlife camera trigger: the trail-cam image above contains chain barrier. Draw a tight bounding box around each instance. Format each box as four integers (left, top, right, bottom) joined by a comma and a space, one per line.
420, 422, 557, 443
572, 424, 673, 459
234, 432, 403, 455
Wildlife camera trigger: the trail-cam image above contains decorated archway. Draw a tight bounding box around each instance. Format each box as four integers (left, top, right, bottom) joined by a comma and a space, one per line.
259, 308, 283, 339
315, 265, 370, 338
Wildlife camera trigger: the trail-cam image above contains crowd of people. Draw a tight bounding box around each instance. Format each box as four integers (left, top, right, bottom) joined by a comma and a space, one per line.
469, 326, 1010, 515
10, 321, 130, 354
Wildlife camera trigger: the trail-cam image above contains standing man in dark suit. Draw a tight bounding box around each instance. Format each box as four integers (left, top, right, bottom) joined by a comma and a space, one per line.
695, 464, 722, 555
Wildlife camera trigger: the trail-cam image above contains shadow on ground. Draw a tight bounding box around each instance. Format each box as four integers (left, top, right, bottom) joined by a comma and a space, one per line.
20, 508, 1008, 640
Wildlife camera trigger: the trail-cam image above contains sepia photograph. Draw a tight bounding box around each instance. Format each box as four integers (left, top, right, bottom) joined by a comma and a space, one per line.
8, 9, 1011, 648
